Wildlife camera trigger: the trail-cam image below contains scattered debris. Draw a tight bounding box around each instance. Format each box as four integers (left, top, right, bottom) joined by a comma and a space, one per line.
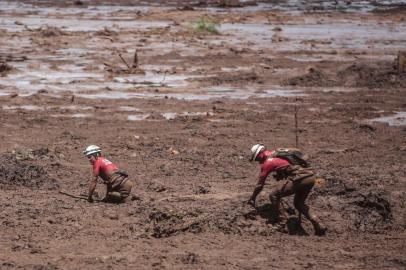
284, 61, 406, 88
146, 181, 167, 193
37, 26, 66, 37
177, 252, 199, 264
0, 61, 13, 75
0, 152, 59, 189
283, 67, 338, 87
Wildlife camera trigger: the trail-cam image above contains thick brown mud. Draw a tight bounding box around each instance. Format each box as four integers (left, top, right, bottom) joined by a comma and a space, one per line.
0, 0, 406, 269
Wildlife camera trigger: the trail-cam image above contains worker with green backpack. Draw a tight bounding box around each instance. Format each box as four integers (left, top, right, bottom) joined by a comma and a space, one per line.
247, 144, 327, 236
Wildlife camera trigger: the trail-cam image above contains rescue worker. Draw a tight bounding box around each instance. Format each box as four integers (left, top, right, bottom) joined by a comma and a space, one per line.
247, 143, 327, 235
83, 145, 133, 203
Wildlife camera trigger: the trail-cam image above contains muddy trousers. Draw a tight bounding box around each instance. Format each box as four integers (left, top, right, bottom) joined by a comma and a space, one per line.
107, 175, 133, 203
269, 176, 325, 234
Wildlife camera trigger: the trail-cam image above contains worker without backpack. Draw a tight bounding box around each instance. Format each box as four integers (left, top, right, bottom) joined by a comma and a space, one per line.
271, 148, 310, 168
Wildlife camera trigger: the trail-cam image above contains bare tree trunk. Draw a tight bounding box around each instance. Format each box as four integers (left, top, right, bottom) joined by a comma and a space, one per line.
396, 51, 406, 72
132, 50, 138, 69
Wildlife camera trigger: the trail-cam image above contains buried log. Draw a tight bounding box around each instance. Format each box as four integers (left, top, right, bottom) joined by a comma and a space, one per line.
118, 53, 132, 70
59, 190, 101, 202
132, 49, 138, 69
117, 50, 143, 74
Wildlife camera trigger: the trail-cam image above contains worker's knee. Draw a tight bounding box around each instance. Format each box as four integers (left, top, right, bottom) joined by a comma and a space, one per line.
294, 201, 309, 213
121, 180, 133, 194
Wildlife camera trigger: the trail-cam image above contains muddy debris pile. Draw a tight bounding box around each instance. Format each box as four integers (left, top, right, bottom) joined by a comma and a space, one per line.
142, 176, 403, 238
194, 0, 257, 8
314, 178, 398, 233
94, 27, 118, 36
0, 61, 13, 75
37, 26, 67, 38
144, 202, 280, 238
282, 67, 338, 87
0, 150, 59, 189
337, 62, 406, 88
11, 147, 64, 162
284, 60, 406, 88
193, 71, 258, 86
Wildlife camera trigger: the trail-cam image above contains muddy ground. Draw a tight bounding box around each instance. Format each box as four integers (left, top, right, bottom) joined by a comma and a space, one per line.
0, 0, 406, 269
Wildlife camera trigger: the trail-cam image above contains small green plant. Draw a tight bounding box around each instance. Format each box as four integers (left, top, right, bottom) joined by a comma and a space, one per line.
190, 17, 220, 34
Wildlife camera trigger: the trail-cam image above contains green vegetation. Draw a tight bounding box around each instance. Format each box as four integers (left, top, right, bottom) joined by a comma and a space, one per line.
189, 17, 220, 34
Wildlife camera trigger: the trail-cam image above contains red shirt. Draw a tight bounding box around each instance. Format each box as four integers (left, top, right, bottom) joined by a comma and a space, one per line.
257, 150, 290, 185
93, 157, 118, 182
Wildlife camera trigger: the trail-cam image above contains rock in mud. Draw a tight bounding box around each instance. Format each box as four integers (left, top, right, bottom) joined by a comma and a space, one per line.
283, 67, 338, 87
146, 181, 167, 192
177, 251, 199, 264
194, 185, 210, 194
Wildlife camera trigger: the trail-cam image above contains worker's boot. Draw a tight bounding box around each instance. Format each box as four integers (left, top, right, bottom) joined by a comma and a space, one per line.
105, 191, 123, 203
308, 214, 327, 236
296, 203, 327, 236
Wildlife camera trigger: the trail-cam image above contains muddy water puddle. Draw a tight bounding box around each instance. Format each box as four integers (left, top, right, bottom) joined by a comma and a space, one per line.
0, 1, 157, 16
113, 73, 192, 87
51, 113, 93, 118
3, 0, 403, 15
218, 22, 406, 52
162, 112, 207, 120
0, 67, 194, 96
127, 114, 150, 121
118, 106, 139, 112
1, 17, 170, 32
368, 112, 406, 126
77, 86, 304, 100
201, 1, 406, 13
127, 111, 208, 121
2, 105, 93, 111
2, 105, 44, 111
1, 1, 404, 101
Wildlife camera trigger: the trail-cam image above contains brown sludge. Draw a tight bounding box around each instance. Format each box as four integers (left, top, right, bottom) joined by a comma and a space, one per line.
0, 1, 405, 269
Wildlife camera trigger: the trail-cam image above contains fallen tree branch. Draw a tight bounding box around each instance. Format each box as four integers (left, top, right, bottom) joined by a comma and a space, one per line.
118, 53, 132, 70
59, 190, 101, 202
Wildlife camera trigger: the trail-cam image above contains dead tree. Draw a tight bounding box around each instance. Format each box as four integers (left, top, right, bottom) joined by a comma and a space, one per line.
396, 51, 406, 73
132, 50, 138, 69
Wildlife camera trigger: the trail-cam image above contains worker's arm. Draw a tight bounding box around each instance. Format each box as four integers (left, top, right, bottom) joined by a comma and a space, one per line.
248, 163, 273, 207
88, 175, 98, 203
248, 178, 265, 207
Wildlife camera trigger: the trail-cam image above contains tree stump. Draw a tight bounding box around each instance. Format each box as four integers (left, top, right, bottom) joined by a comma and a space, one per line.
396, 51, 406, 72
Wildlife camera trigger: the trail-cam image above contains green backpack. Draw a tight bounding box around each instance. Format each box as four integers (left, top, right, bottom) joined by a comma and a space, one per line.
271, 148, 310, 168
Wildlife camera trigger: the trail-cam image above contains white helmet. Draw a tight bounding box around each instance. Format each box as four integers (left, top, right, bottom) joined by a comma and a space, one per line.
250, 144, 265, 161
83, 145, 101, 156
